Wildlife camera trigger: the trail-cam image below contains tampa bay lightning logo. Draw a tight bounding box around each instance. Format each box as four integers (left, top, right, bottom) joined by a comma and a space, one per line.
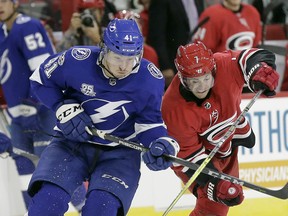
147, 63, 163, 79
83, 98, 131, 133
71, 48, 91, 60
0, 49, 12, 84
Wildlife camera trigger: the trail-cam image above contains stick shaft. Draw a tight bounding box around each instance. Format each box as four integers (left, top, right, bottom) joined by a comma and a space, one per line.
89, 124, 288, 200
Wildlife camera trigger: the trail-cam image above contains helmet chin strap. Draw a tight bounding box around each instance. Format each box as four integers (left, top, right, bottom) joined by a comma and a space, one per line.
98, 53, 118, 79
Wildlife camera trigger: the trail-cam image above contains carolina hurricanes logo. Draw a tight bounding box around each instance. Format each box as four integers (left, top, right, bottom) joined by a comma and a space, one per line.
226, 31, 255, 51
200, 112, 237, 144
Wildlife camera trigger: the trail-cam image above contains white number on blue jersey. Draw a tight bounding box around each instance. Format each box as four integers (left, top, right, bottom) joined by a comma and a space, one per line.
24, 32, 46, 50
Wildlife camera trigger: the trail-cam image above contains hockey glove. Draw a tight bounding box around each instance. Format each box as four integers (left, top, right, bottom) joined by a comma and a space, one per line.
142, 137, 179, 171
205, 178, 244, 206
250, 62, 279, 97
7, 100, 42, 131
0, 132, 12, 154
56, 99, 93, 142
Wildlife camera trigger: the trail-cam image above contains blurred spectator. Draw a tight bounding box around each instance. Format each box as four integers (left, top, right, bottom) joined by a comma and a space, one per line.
56, 0, 117, 52
102, 0, 118, 27
193, 0, 262, 53
147, 0, 204, 89
115, 9, 159, 67
137, 0, 150, 40
40, 0, 62, 31
252, 0, 288, 24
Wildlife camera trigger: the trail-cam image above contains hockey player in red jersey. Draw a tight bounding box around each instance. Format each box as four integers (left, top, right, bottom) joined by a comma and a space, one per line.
162, 41, 279, 216
193, 0, 262, 53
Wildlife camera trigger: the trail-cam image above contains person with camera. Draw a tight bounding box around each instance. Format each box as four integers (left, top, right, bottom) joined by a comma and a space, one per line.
56, 0, 105, 52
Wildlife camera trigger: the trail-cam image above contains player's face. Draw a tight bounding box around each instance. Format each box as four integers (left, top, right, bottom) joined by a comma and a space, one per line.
183, 72, 214, 99
104, 51, 138, 78
0, 0, 14, 22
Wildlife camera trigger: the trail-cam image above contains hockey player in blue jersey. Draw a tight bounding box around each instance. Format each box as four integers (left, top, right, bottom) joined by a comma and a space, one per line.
0, 0, 57, 208
27, 18, 179, 215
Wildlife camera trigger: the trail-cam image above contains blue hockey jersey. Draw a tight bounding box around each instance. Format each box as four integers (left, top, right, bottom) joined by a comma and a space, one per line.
0, 14, 55, 111
30, 46, 168, 147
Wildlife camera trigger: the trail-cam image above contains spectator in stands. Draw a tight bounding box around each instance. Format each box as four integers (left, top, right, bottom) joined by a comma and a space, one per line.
147, 0, 204, 89
56, 0, 117, 52
193, 0, 262, 53
137, 0, 150, 41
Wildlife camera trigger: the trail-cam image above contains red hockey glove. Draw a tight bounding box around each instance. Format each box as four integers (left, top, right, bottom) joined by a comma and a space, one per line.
205, 178, 244, 206
250, 62, 279, 97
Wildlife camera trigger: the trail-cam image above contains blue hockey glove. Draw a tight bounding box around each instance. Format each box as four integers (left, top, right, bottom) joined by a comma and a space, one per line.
142, 137, 179, 171
56, 99, 93, 142
0, 132, 12, 154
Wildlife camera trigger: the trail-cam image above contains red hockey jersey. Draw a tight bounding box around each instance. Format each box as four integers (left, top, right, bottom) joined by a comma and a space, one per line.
193, 3, 262, 53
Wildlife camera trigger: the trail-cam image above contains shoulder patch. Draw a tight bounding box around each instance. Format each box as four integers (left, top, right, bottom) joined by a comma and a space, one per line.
147, 63, 163, 79
71, 48, 91, 60
16, 16, 31, 24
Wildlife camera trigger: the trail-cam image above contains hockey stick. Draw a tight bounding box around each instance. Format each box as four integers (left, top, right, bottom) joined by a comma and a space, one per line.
87, 125, 288, 200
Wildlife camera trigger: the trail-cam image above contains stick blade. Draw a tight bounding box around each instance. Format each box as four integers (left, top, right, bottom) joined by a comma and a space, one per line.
276, 182, 288, 199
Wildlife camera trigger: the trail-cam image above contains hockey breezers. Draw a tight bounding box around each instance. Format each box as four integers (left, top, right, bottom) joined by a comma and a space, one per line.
87, 127, 288, 200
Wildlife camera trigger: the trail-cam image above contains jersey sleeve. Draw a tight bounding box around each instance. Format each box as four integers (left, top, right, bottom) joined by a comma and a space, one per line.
18, 18, 55, 72
133, 62, 168, 147
29, 51, 68, 111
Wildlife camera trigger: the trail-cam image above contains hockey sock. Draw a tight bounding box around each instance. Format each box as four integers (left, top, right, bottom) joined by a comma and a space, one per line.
70, 183, 87, 211
81, 189, 122, 215
13, 155, 35, 209
28, 182, 70, 216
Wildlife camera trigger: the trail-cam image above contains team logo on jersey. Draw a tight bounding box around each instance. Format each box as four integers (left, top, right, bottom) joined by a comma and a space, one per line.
16, 16, 31, 24
0, 49, 12, 84
226, 32, 255, 50
147, 63, 163, 79
80, 83, 96, 96
71, 48, 91, 60
204, 102, 211, 109
209, 110, 219, 126
86, 98, 132, 133
109, 78, 117, 86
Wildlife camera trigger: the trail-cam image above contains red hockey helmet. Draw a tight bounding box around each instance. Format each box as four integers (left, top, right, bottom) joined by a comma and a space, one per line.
175, 41, 216, 79
77, 0, 105, 10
